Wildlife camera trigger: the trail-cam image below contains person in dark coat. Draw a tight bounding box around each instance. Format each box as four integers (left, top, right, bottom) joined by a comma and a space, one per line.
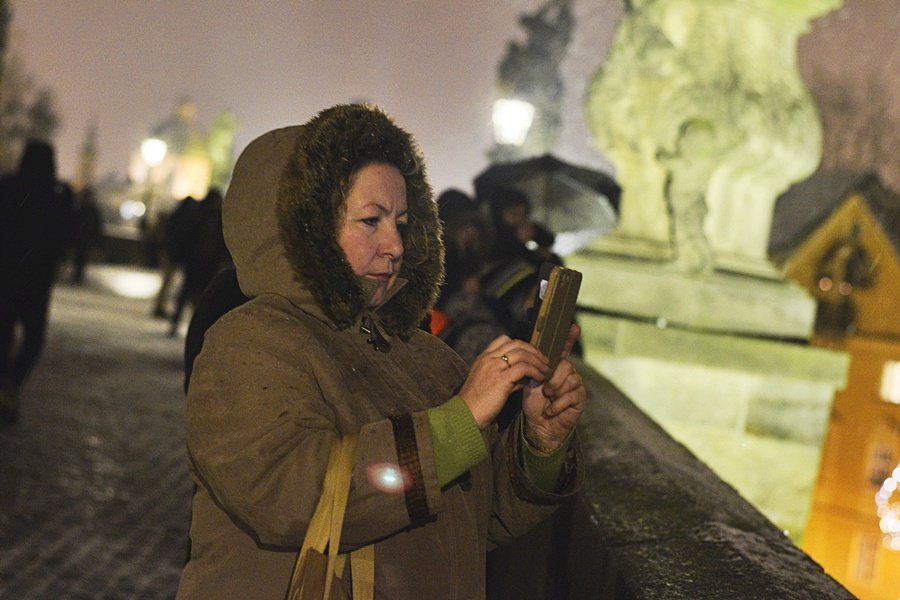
168, 188, 231, 336
176, 105, 586, 599
487, 187, 559, 267
183, 265, 247, 393
152, 195, 200, 318
70, 185, 103, 284
434, 188, 492, 309
0, 140, 76, 423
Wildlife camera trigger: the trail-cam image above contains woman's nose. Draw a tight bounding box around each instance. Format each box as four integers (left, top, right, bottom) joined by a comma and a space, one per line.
382, 225, 404, 259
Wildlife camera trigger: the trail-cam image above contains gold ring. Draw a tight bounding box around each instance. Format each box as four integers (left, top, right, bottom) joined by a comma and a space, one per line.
500, 355, 509, 363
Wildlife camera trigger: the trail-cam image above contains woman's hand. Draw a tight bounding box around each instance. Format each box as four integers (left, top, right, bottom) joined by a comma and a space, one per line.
522, 324, 585, 451
459, 335, 549, 429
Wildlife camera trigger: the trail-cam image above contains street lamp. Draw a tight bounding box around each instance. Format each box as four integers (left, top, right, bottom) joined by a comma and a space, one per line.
492, 98, 535, 147
139, 137, 167, 226
140, 137, 168, 168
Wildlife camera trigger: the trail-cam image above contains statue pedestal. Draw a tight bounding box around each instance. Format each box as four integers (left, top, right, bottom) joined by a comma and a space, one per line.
586, 233, 787, 281
566, 250, 849, 540
570, 246, 817, 338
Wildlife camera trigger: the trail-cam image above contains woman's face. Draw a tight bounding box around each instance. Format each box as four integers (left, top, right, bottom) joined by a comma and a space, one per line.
337, 162, 408, 307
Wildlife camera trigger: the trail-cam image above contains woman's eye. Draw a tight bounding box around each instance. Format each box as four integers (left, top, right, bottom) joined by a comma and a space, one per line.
361, 216, 380, 227
397, 222, 409, 235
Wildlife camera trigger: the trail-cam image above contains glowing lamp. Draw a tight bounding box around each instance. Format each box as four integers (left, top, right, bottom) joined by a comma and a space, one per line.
140, 137, 168, 167
881, 361, 900, 404
492, 98, 535, 146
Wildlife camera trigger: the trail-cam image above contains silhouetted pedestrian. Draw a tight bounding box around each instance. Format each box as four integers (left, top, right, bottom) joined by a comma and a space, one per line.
70, 185, 102, 284
169, 188, 230, 336
183, 265, 246, 393
0, 140, 76, 423
152, 195, 200, 318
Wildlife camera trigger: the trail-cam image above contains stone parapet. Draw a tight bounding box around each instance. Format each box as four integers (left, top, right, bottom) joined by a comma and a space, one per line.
487, 360, 855, 599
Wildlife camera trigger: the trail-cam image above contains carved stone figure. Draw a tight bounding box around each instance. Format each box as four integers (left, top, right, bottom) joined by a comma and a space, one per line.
586, 0, 842, 275
495, 0, 573, 159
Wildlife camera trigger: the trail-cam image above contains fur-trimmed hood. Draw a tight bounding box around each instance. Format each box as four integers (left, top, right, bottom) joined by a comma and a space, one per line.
222, 105, 443, 339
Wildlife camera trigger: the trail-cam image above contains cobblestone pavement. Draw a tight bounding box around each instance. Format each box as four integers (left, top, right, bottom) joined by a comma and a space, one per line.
0, 266, 193, 600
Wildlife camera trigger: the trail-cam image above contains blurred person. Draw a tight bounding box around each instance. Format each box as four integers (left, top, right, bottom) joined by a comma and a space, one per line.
432, 194, 535, 365
69, 185, 103, 284
431, 188, 492, 334
168, 188, 230, 336
487, 187, 559, 267
0, 140, 76, 423
182, 265, 246, 393
434, 258, 507, 365
176, 104, 586, 599
152, 195, 200, 318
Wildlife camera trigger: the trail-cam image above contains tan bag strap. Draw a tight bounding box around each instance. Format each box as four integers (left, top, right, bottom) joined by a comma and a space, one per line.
324, 434, 356, 600
288, 435, 374, 600
350, 544, 375, 600
298, 437, 343, 556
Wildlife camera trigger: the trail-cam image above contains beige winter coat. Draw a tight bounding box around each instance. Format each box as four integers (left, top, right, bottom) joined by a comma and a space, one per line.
175, 106, 581, 599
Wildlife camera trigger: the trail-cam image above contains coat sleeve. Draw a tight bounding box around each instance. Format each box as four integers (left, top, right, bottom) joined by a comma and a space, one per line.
184, 304, 446, 549
486, 415, 584, 548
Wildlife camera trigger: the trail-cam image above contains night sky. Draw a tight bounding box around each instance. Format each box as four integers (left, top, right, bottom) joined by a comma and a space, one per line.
7, 0, 560, 195
7, 1, 898, 195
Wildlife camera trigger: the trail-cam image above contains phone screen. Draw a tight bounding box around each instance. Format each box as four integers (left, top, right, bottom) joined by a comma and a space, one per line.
528, 261, 559, 334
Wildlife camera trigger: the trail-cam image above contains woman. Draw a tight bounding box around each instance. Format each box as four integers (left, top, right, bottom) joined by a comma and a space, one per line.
176, 104, 586, 599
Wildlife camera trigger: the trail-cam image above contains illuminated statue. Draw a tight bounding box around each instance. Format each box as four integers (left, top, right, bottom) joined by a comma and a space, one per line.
494, 0, 573, 160
586, 0, 842, 275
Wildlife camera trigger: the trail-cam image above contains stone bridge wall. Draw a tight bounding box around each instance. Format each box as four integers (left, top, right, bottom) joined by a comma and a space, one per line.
485, 360, 854, 599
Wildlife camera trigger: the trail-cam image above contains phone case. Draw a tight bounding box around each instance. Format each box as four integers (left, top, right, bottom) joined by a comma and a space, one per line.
529, 265, 582, 374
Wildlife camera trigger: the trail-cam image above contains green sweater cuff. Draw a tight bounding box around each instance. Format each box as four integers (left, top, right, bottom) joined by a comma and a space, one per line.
520, 420, 573, 493
426, 395, 488, 487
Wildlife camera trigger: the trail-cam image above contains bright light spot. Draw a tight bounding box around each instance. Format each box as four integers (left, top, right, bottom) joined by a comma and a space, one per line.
94, 267, 162, 299
140, 137, 167, 166
838, 281, 852, 296
366, 463, 408, 494
879, 361, 900, 404
119, 200, 146, 221
553, 229, 610, 257
379, 469, 400, 487
876, 464, 900, 551
492, 98, 535, 146
817, 277, 833, 292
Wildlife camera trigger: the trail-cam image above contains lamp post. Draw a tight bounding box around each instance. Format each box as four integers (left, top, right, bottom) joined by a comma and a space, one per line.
140, 137, 167, 226
490, 98, 535, 162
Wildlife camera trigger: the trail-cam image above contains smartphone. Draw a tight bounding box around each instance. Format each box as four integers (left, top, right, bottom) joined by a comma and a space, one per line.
529, 262, 582, 375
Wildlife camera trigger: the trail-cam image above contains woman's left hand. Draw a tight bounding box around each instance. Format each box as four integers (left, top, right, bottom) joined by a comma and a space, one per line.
521, 324, 585, 451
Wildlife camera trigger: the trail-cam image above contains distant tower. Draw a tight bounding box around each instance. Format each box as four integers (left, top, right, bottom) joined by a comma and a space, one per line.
74, 122, 98, 192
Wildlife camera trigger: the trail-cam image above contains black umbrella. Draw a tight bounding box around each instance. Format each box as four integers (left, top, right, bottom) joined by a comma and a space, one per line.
473, 154, 621, 254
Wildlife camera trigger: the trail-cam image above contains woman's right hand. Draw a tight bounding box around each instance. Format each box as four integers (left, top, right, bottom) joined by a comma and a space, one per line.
458, 335, 549, 429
